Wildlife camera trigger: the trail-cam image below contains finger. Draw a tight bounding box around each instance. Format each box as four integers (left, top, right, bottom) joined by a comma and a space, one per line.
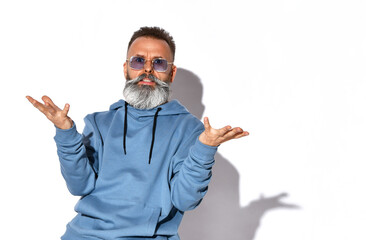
229, 130, 249, 140
26, 96, 47, 113
203, 117, 211, 130
222, 127, 246, 139
26, 95, 38, 106
217, 125, 232, 135
44, 102, 57, 115
42, 95, 61, 111
232, 131, 249, 139
62, 103, 70, 116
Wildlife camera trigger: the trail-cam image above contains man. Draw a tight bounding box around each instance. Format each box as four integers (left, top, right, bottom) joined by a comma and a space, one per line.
26, 27, 249, 240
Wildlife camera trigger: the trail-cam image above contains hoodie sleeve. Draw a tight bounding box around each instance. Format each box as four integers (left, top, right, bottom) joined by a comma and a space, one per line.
170, 126, 218, 212
54, 115, 101, 196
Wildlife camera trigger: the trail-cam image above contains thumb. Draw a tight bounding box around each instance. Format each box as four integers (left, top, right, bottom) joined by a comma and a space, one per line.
203, 117, 211, 130
62, 103, 70, 116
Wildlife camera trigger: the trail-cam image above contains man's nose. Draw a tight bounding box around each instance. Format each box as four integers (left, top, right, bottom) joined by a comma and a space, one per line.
144, 60, 153, 73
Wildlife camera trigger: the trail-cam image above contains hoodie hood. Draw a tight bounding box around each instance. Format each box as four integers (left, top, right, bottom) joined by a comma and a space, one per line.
109, 99, 189, 117
109, 99, 191, 164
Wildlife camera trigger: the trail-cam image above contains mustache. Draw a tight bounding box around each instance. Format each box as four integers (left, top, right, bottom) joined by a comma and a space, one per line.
127, 74, 170, 87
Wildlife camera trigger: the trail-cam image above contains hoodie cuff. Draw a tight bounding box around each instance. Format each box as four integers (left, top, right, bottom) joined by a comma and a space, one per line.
190, 138, 218, 163
54, 122, 81, 144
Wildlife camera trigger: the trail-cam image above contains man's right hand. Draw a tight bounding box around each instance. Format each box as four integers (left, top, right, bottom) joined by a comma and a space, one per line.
26, 95, 73, 130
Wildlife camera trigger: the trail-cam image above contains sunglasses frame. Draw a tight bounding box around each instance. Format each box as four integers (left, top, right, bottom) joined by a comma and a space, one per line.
127, 56, 174, 72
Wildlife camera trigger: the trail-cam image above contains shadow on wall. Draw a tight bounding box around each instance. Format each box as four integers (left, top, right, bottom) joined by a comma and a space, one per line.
172, 68, 300, 240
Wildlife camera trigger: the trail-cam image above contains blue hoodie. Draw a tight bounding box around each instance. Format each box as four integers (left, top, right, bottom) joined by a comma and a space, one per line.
54, 99, 218, 240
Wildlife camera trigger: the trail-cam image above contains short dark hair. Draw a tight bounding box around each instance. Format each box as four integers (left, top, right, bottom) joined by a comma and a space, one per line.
128, 26, 176, 61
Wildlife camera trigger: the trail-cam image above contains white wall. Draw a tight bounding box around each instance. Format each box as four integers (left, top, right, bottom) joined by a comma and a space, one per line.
1, 0, 365, 239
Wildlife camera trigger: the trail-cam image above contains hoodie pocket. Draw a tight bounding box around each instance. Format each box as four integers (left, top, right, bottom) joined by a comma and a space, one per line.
74, 195, 161, 237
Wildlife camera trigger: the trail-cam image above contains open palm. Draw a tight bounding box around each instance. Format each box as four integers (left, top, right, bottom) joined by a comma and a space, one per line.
26, 95, 73, 130
199, 117, 249, 146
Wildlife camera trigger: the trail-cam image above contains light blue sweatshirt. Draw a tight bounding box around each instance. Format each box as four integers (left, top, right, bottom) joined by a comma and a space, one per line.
54, 99, 217, 240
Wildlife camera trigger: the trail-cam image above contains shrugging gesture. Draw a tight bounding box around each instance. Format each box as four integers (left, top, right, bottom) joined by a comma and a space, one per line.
26, 95, 73, 130
199, 117, 249, 146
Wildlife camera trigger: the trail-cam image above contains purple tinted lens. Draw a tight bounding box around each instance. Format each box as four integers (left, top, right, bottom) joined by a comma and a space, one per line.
153, 59, 168, 72
130, 57, 145, 70
130, 57, 168, 72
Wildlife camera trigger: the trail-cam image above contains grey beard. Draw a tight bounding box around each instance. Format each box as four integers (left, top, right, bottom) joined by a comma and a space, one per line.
123, 74, 171, 109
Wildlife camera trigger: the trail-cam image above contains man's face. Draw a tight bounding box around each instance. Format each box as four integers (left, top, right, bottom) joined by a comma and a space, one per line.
123, 36, 177, 109
124, 37, 177, 85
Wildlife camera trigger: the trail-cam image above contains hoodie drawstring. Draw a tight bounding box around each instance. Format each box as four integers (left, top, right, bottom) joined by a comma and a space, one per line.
149, 107, 161, 164
123, 102, 161, 164
123, 101, 128, 155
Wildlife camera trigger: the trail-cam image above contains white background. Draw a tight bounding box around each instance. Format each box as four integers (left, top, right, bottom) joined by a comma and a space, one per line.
1, 0, 365, 239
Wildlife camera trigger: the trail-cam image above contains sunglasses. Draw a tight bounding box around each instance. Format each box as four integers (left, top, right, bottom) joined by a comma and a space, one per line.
127, 56, 173, 72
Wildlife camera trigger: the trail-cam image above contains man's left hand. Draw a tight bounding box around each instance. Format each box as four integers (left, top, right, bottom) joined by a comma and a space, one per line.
199, 117, 249, 147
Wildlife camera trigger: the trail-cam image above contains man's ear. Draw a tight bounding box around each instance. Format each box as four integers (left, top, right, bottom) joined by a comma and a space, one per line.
123, 62, 128, 79
170, 65, 177, 83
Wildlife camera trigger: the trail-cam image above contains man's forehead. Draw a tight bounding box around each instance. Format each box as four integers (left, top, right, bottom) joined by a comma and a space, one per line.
134, 53, 164, 59
127, 37, 173, 60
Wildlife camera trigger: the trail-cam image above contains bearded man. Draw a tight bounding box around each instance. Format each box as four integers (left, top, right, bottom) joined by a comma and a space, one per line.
26, 27, 249, 240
